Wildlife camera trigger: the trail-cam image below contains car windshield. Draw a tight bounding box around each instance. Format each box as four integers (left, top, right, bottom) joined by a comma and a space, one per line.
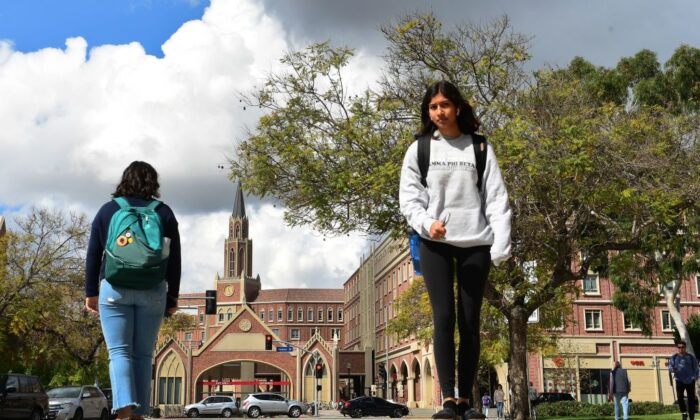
48, 387, 81, 398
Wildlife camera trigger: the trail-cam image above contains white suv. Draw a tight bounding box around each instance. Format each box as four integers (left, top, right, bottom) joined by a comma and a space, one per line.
47, 385, 109, 420
242, 393, 307, 418
184, 395, 239, 418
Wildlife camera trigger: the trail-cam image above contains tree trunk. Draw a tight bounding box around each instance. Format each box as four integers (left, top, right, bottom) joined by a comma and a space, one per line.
508, 307, 531, 420
664, 286, 694, 355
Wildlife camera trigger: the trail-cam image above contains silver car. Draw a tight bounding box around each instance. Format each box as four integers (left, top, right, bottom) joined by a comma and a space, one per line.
242, 393, 307, 418
184, 395, 238, 418
47, 385, 109, 420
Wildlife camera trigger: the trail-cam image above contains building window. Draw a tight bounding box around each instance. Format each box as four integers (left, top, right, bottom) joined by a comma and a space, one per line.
291, 328, 300, 340
338, 309, 343, 322
199, 314, 204, 324
288, 307, 293, 321
310, 328, 319, 337
259, 311, 265, 321
268, 310, 273, 322
218, 312, 224, 323
298, 307, 303, 321
328, 308, 334, 322
158, 377, 182, 404
662, 310, 676, 332
623, 313, 640, 331
184, 332, 192, 341
318, 309, 324, 322
308, 308, 314, 322
272, 328, 280, 336
584, 310, 602, 331
583, 275, 599, 295
227, 309, 233, 320
277, 309, 283, 322
332, 328, 341, 341
696, 275, 700, 297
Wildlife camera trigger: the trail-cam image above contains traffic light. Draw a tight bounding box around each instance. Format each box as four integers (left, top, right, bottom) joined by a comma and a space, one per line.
378, 363, 387, 381
205, 290, 217, 315
265, 334, 273, 350
315, 362, 323, 379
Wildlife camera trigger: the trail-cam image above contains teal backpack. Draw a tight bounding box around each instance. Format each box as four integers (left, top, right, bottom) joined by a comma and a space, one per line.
104, 197, 169, 289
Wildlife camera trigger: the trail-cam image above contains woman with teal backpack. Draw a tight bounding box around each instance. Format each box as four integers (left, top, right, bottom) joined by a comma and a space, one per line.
85, 161, 181, 420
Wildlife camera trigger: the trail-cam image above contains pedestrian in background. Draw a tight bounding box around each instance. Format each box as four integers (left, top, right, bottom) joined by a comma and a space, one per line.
528, 381, 538, 419
481, 393, 491, 418
85, 161, 181, 420
608, 361, 631, 420
669, 341, 699, 420
399, 80, 511, 420
493, 385, 505, 420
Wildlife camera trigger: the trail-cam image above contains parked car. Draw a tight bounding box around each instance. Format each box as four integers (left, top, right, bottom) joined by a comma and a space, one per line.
184, 395, 239, 418
241, 393, 307, 418
47, 385, 109, 420
533, 392, 576, 405
100, 388, 115, 419
340, 396, 410, 418
0, 373, 49, 420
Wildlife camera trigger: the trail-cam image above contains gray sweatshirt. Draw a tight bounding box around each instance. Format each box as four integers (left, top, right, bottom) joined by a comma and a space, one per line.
399, 131, 512, 265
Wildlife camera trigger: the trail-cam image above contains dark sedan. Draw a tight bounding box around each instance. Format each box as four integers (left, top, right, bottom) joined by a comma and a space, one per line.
340, 397, 409, 418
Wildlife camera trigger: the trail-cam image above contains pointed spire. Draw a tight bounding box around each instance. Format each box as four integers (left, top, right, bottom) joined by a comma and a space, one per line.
232, 180, 247, 218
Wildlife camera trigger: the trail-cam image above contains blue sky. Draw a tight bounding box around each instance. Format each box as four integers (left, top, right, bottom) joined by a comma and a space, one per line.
0, 0, 207, 57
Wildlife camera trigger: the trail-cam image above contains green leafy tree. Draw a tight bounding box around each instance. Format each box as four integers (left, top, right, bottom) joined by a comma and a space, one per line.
231, 13, 700, 419
0, 208, 108, 386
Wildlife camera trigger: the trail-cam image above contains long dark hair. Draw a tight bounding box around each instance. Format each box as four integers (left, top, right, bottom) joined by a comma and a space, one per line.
112, 161, 161, 199
417, 80, 480, 137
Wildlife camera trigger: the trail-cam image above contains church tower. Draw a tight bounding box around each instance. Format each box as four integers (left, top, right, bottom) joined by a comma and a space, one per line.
216, 181, 260, 307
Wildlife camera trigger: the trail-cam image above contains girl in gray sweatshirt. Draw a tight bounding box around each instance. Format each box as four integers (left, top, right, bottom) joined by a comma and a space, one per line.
399, 81, 512, 420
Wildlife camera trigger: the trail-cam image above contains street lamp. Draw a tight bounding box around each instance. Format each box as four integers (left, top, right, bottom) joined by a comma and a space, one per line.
346, 362, 352, 399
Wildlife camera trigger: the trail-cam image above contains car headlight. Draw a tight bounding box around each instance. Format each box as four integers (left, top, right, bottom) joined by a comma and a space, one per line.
51, 402, 73, 410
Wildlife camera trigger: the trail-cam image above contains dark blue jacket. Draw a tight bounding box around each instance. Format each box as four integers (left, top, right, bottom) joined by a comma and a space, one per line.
85, 196, 181, 310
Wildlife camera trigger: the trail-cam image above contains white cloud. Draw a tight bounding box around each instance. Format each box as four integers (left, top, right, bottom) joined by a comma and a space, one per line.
0, 0, 377, 293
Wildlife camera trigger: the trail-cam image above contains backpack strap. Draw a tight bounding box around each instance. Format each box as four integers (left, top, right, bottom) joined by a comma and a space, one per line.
472, 134, 488, 192
146, 200, 162, 211
415, 134, 431, 188
113, 197, 130, 209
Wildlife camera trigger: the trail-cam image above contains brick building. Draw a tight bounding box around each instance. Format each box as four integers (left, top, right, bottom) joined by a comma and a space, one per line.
152, 183, 367, 416
344, 233, 700, 408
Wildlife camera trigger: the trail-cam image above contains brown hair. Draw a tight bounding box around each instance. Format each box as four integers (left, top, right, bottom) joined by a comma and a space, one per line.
112, 161, 161, 199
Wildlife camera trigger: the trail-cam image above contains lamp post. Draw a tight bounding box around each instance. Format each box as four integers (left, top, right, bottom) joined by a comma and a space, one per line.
347, 362, 352, 399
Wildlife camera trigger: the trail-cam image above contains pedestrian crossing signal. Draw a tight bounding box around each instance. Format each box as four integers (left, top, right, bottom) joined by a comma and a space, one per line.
315, 363, 323, 379
265, 334, 273, 350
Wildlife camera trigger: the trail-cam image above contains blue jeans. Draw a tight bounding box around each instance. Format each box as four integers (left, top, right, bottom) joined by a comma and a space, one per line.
496, 402, 504, 418
613, 393, 629, 420
99, 279, 166, 414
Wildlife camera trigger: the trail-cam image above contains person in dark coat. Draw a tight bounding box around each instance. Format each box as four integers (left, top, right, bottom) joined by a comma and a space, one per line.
608, 361, 631, 420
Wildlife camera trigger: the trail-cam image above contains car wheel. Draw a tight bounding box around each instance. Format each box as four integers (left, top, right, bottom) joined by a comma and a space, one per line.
187, 408, 200, 418
391, 408, 403, 418
222, 408, 234, 418
288, 406, 302, 418
350, 408, 362, 418
100, 409, 109, 420
248, 406, 261, 418
73, 408, 84, 420
30, 409, 42, 420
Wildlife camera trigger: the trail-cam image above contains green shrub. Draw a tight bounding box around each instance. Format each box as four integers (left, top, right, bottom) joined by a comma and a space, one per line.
536, 400, 677, 417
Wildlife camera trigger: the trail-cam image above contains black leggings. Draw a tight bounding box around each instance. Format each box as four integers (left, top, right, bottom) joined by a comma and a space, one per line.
420, 239, 491, 400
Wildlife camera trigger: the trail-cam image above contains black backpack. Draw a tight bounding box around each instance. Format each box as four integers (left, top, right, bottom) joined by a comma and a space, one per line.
415, 132, 488, 190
